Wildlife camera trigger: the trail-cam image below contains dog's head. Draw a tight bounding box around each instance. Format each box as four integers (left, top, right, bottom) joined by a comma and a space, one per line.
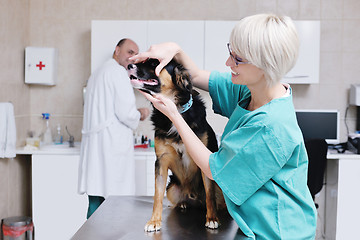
127, 59, 192, 105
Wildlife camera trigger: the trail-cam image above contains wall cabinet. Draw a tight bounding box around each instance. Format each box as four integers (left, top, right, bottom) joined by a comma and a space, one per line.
284, 21, 320, 84
91, 20, 320, 84
147, 21, 204, 69
204, 21, 239, 73
91, 20, 148, 73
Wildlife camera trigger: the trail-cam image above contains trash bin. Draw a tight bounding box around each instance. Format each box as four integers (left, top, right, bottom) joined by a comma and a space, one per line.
1, 216, 33, 240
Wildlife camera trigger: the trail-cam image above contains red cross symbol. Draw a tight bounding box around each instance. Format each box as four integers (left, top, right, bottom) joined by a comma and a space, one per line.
36, 61, 46, 70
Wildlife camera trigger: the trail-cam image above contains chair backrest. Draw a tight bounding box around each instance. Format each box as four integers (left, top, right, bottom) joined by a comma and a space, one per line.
305, 139, 328, 200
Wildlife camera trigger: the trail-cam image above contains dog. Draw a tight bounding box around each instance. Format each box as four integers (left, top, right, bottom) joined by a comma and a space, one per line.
127, 59, 225, 232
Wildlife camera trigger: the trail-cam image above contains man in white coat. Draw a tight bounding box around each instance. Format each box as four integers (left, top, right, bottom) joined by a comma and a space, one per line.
79, 38, 150, 218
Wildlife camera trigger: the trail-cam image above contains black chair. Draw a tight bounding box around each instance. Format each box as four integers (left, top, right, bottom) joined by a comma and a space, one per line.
305, 139, 328, 208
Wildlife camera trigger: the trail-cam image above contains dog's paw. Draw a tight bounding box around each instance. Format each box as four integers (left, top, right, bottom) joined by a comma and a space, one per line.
205, 219, 220, 229
144, 220, 162, 232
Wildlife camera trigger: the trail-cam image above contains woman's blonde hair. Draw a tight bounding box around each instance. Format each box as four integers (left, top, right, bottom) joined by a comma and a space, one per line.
230, 13, 299, 87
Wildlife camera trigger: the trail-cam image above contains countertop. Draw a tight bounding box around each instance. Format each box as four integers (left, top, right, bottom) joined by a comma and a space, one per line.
16, 142, 155, 156
16, 143, 360, 159
327, 149, 360, 159
16, 142, 82, 155
71, 196, 247, 240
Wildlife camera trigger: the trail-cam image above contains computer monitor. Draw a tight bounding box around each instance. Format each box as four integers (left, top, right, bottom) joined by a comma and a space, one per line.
295, 109, 340, 144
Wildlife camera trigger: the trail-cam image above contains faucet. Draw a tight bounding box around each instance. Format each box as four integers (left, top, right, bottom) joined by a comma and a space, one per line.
65, 126, 75, 148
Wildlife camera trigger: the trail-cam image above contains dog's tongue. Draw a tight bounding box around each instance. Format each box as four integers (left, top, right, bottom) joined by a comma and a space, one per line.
142, 79, 158, 85
130, 78, 158, 89
130, 79, 143, 88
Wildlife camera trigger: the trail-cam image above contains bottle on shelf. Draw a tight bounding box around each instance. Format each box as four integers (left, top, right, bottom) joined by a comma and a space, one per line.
54, 123, 63, 145
42, 113, 53, 145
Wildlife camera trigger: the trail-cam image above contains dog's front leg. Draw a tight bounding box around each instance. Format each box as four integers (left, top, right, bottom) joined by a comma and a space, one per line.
144, 159, 169, 232
202, 173, 220, 229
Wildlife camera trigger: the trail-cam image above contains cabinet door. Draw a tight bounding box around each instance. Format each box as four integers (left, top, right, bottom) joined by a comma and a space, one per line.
32, 155, 87, 240
134, 155, 147, 196
336, 159, 360, 239
147, 21, 205, 69
204, 21, 238, 73
91, 20, 148, 73
283, 21, 320, 84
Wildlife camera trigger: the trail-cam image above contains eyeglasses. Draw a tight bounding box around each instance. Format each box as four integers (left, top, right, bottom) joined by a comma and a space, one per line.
227, 43, 250, 65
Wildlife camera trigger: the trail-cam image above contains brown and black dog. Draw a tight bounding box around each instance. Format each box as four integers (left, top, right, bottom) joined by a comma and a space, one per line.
127, 59, 225, 232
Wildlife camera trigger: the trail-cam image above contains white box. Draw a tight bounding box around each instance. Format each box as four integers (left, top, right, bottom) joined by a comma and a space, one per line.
25, 47, 58, 85
350, 84, 360, 106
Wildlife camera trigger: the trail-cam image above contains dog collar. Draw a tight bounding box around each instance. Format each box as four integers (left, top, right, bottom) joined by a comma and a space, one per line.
179, 95, 193, 114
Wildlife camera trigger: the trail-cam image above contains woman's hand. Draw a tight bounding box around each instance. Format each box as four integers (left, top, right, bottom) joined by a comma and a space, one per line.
139, 90, 180, 121
129, 42, 181, 76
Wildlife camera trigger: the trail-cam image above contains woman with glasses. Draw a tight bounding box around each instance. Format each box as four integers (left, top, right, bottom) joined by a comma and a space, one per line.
131, 13, 316, 240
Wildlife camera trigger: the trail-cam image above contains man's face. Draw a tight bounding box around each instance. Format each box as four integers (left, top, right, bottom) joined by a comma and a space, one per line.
114, 40, 139, 68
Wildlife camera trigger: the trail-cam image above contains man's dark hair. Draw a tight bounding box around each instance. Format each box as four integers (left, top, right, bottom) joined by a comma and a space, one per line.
116, 38, 128, 47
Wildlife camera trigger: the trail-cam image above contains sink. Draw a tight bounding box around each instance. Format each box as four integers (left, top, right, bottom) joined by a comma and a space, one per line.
40, 142, 81, 153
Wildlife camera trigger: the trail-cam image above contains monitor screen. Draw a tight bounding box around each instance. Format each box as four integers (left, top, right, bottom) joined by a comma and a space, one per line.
295, 110, 340, 144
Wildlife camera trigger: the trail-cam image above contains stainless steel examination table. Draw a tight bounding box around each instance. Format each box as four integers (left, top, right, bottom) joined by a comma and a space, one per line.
72, 196, 250, 240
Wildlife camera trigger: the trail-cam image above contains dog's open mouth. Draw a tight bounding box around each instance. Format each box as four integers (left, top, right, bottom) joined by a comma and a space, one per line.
129, 75, 159, 86
127, 61, 161, 94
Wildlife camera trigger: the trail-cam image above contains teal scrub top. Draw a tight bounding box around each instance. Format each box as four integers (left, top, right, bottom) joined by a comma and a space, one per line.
208, 71, 317, 240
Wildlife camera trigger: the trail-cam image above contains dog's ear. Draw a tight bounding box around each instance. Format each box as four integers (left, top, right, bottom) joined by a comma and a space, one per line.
174, 65, 192, 92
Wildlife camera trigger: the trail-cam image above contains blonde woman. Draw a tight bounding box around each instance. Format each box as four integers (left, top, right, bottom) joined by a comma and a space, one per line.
131, 14, 316, 239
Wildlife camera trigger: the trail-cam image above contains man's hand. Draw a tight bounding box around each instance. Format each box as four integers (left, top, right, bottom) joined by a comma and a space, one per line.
138, 108, 150, 121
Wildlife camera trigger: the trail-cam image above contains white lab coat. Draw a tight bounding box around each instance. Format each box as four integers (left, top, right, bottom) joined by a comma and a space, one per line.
78, 59, 140, 197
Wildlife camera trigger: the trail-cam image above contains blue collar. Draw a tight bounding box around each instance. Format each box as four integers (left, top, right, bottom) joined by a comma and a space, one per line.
179, 95, 193, 113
